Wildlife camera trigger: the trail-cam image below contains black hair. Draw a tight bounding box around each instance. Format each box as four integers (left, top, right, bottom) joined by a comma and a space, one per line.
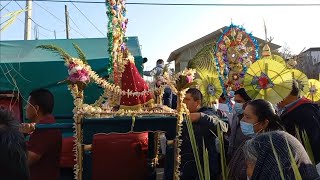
235, 88, 252, 102
0, 109, 29, 180
156, 59, 164, 65
290, 79, 300, 97
186, 88, 203, 103
247, 99, 283, 131
220, 93, 226, 100
143, 57, 148, 64
29, 88, 54, 114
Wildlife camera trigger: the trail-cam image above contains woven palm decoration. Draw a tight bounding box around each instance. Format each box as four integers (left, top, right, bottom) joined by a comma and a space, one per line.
188, 44, 218, 79
199, 76, 223, 107
304, 79, 320, 102
244, 59, 293, 104
291, 69, 309, 97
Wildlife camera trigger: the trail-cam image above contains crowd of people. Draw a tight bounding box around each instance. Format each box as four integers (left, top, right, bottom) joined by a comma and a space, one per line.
144, 59, 320, 180
171, 86, 320, 179
0, 59, 319, 180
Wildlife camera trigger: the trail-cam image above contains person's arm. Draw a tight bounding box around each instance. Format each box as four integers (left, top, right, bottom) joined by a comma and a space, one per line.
28, 151, 41, 166
26, 130, 53, 166
143, 67, 157, 76
189, 112, 228, 133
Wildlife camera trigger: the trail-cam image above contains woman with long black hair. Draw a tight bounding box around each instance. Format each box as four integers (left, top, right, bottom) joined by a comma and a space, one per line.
228, 99, 284, 180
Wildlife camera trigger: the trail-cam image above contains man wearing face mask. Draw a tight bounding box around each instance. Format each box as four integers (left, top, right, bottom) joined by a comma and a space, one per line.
227, 88, 251, 159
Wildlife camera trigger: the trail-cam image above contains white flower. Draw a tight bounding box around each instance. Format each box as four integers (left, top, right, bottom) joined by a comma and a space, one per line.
74, 99, 83, 107
69, 67, 78, 74
75, 65, 83, 71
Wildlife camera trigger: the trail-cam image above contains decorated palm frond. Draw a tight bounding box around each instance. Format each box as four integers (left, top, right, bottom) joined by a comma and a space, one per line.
199, 76, 223, 107
0, 9, 25, 32
244, 59, 293, 104
218, 123, 228, 180
285, 138, 303, 180
295, 126, 315, 164
37, 45, 71, 60
185, 114, 204, 180
72, 43, 88, 64
270, 135, 285, 180
188, 44, 218, 79
203, 139, 210, 180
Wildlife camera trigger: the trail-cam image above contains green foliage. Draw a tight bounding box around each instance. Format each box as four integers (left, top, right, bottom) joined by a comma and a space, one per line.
36, 45, 71, 60
301, 130, 315, 164
185, 115, 204, 180
72, 43, 88, 64
217, 123, 228, 180
203, 139, 210, 180
285, 137, 302, 180
295, 126, 315, 164
270, 135, 285, 180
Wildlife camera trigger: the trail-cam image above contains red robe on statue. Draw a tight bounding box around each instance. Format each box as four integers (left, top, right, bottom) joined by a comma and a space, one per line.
120, 60, 153, 110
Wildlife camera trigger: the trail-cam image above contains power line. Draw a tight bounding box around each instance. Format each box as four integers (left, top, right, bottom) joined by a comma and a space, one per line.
0, 5, 51, 38
33, 1, 64, 23
69, 1, 105, 37
33, 1, 86, 37
14, 0, 55, 32
0, 0, 13, 12
13, 0, 320, 6
69, 16, 81, 31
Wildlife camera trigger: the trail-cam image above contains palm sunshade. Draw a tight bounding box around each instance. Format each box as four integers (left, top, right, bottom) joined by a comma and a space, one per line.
304, 79, 320, 102
291, 69, 309, 97
244, 59, 293, 104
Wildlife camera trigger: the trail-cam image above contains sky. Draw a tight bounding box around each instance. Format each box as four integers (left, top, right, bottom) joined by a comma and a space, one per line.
1, 0, 320, 70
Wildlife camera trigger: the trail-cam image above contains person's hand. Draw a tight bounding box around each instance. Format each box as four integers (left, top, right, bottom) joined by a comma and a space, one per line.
20, 123, 36, 134
189, 113, 201, 122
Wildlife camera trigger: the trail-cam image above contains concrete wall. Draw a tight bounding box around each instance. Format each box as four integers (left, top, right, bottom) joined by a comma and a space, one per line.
297, 50, 320, 79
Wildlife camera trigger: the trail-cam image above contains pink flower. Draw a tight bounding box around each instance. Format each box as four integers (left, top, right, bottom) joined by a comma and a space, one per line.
186, 75, 193, 83
68, 62, 76, 69
68, 73, 79, 83
79, 76, 89, 82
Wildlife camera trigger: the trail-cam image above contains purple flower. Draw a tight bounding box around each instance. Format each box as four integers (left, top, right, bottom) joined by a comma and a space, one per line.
121, 22, 126, 29
120, 43, 126, 51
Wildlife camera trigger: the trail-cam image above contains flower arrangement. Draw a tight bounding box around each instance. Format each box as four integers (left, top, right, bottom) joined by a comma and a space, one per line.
106, 0, 129, 83
64, 58, 90, 90
163, 68, 198, 94
37, 44, 90, 91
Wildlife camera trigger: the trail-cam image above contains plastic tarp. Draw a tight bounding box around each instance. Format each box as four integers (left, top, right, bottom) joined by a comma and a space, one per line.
0, 37, 143, 117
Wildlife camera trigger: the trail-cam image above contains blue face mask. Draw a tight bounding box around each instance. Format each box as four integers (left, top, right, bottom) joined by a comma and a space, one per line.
234, 103, 244, 114
240, 121, 256, 136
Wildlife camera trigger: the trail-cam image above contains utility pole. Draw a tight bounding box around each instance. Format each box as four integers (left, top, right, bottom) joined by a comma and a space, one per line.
24, 0, 32, 40
65, 5, 70, 39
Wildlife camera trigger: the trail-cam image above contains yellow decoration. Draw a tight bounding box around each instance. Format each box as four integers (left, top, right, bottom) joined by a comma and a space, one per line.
188, 44, 218, 79
304, 79, 320, 102
291, 69, 309, 97
261, 54, 286, 66
244, 59, 293, 104
262, 44, 271, 57
199, 76, 223, 107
